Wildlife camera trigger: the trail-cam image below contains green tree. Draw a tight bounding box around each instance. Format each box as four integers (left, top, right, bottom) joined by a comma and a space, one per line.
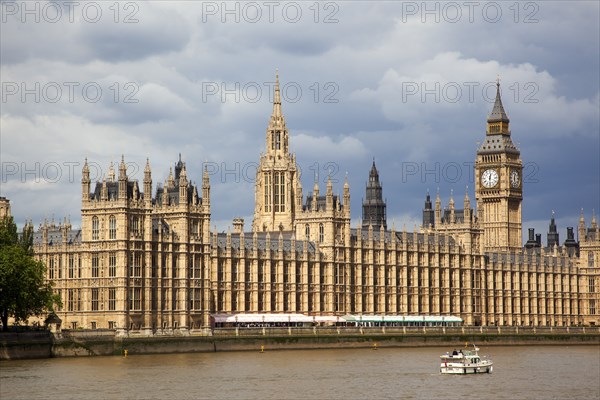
0, 216, 60, 331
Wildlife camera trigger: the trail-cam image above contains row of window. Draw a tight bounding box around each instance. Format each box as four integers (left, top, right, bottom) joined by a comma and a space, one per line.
91, 253, 119, 278
48, 256, 82, 279
91, 216, 207, 241
263, 172, 286, 213
305, 223, 325, 242
61, 288, 210, 313
90, 215, 142, 240
488, 296, 579, 315
55, 286, 598, 317
61, 288, 116, 312
53, 253, 204, 279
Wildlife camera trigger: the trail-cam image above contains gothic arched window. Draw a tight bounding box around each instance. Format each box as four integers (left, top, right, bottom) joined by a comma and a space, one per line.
274, 172, 285, 212
264, 173, 272, 213
92, 217, 99, 240
131, 216, 140, 235
319, 223, 324, 243
305, 224, 310, 240
589, 252, 595, 268
109, 215, 117, 240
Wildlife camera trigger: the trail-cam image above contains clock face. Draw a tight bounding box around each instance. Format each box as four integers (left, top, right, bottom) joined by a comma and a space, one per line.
510, 170, 520, 188
481, 169, 499, 188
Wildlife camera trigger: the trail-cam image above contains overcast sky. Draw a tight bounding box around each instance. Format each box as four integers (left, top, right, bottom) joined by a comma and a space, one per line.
1, 1, 599, 244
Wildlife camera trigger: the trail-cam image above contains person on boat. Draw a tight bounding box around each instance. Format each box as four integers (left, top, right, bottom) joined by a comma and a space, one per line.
452, 349, 458, 356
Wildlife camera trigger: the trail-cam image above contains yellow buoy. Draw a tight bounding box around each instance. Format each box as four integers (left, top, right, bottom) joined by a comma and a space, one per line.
123, 349, 128, 357
260, 345, 264, 353
373, 343, 378, 350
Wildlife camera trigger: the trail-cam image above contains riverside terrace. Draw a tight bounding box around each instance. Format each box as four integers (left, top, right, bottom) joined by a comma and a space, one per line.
2, 325, 599, 360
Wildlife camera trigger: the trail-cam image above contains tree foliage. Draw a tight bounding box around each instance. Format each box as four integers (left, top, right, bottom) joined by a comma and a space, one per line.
0, 216, 60, 331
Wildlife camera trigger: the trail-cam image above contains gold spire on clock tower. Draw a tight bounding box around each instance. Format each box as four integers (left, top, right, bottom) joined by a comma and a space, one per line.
475, 79, 523, 252
487, 78, 511, 135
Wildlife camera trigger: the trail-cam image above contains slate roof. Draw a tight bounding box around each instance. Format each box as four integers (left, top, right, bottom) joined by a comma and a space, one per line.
33, 228, 82, 246
90, 181, 143, 201
155, 184, 200, 207
487, 83, 510, 123
215, 231, 315, 254
477, 134, 520, 155
441, 208, 473, 224
350, 228, 456, 247
304, 195, 340, 211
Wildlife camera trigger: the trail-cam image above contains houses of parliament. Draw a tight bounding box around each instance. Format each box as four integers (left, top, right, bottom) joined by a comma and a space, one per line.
13, 73, 599, 334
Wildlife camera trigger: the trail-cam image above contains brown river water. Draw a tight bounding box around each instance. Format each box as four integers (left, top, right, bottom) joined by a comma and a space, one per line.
1, 345, 599, 399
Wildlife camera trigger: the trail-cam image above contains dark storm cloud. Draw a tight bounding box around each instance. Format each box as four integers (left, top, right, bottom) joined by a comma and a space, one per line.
0, 2, 190, 65
79, 5, 190, 63
1, 1, 598, 236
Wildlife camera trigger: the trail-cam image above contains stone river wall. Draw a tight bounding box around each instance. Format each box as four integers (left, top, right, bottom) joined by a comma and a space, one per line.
2, 326, 599, 360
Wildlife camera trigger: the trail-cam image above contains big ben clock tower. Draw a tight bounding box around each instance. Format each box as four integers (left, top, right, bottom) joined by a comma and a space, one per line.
475, 81, 523, 252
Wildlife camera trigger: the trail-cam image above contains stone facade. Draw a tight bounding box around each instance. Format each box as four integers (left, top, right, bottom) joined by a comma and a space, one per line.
27, 74, 600, 334
0, 197, 10, 219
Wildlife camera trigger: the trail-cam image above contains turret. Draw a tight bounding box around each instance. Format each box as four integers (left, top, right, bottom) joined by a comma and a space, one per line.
192, 184, 198, 206
579, 209, 586, 241
174, 153, 184, 180
343, 175, 350, 216
82, 158, 90, 203
118, 155, 127, 200
108, 162, 115, 182
144, 158, 152, 206
312, 178, 319, 212
167, 167, 175, 189
547, 211, 559, 248
101, 177, 108, 201
162, 180, 169, 206
448, 189, 455, 224
295, 175, 303, 211
179, 163, 188, 203
463, 187, 471, 222
434, 189, 442, 226
326, 176, 333, 211
362, 160, 387, 230
202, 165, 210, 208
423, 190, 434, 228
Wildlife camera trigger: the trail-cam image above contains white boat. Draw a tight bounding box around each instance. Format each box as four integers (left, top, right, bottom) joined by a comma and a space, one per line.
440, 343, 493, 374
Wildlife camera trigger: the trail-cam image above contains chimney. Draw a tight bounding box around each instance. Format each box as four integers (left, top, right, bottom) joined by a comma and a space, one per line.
233, 218, 244, 234
525, 228, 540, 249
564, 227, 578, 254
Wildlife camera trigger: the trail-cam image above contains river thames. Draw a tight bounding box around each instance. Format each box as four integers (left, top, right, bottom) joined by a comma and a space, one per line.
1, 345, 599, 399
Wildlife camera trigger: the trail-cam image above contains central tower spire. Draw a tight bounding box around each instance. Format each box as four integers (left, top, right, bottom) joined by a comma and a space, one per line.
272, 69, 282, 118
266, 70, 288, 154
253, 70, 299, 232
